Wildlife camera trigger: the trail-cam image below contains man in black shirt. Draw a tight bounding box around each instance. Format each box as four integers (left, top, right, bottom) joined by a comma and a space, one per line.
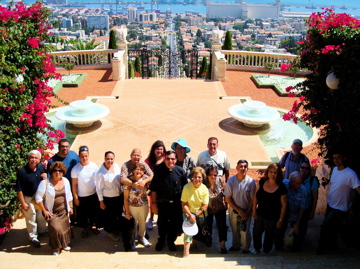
16, 150, 47, 247
150, 150, 187, 251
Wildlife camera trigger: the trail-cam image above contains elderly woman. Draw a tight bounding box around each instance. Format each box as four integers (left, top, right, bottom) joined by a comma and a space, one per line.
95, 151, 121, 242
252, 163, 287, 254
71, 145, 99, 238
171, 138, 196, 180
124, 163, 150, 249
36, 161, 73, 256
181, 167, 209, 258
205, 166, 228, 254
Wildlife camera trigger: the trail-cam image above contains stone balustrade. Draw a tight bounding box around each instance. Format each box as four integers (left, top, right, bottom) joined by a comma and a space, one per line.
221, 50, 299, 73
50, 49, 118, 69
51, 48, 304, 80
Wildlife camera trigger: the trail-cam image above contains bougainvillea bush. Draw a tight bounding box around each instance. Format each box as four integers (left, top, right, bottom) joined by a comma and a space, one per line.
0, 2, 64, 234
283, 9, 360, 170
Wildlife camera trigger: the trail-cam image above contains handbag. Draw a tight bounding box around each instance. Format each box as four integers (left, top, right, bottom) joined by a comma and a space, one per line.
193, 212, 212, 247
31, 179, 48, 210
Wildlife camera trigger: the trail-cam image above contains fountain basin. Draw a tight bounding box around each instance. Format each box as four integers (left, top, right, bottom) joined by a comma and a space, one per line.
55, 100, 110, 128
228, 101, 280, 128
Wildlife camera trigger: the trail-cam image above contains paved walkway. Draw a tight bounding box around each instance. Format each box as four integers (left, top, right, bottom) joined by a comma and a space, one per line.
70, 78, 270, 169
1, 79, 358, 268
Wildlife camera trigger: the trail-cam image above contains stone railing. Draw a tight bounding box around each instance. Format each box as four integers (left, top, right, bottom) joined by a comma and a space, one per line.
221, 50, 299, 73
213, 51, 226, 81
50, 49, 118, 69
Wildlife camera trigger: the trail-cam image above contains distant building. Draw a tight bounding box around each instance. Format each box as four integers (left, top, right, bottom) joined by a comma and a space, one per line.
87, 15, 109, 30
128, 7, 137, 23
46, 0, 66, 4
137, 12, 157, 22
61, 18, 73, 28
188, 16, 204, 26
206, 0, 281, 19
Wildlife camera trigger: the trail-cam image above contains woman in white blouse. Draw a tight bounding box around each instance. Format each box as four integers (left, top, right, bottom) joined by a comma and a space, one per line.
71, 145, 99, 238
96, 151, 121, 242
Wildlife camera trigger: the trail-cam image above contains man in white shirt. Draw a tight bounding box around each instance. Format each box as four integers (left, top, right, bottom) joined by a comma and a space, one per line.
197, 137, 230, 183
317, 152, 360, 255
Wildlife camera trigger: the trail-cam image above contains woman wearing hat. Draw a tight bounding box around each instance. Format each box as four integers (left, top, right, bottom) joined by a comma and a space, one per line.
181, 167, 209, 258
171, 138, 196, 180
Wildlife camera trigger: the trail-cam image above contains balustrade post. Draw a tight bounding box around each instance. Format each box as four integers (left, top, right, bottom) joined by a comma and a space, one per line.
211, 27, 225, 81
112, 53, 121, 80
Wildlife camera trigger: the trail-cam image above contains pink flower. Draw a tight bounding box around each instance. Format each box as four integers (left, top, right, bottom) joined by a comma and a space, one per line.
280, 64, 291, 73
15, 144, 20, 149
285, 86, 294, 92
28, 37, 40, 48
310, 157, 321, 166
288, 92, 295, 98
0, 227, 5, 235
299, 95, 305, 102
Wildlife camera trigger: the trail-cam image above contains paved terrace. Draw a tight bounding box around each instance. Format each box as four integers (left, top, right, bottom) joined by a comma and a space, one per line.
1, 70, 357, 268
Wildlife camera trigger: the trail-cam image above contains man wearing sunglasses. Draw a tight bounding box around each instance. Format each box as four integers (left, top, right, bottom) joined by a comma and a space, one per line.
150, 150, 187, 252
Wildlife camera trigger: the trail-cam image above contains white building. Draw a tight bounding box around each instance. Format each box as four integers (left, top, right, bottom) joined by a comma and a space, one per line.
137, 12, 157, 22
61, 18, 73, 28
87, 15, 109, 30
128, 7, 137, 23
206, 0, 281, 20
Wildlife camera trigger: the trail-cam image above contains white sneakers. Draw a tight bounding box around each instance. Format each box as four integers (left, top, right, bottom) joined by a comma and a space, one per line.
139, 237, 150, 247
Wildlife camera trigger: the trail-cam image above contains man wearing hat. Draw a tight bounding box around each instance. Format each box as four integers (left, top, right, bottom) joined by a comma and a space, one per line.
278, 139, 309, 179
197, 137, 231, 183
171, 138, 196, 180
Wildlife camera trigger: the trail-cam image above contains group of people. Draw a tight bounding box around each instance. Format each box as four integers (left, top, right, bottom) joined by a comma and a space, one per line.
15, 137, 360, 257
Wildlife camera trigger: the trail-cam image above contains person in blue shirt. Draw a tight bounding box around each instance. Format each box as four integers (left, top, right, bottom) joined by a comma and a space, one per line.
275, 171, 308, 252
47, 139, 79, 184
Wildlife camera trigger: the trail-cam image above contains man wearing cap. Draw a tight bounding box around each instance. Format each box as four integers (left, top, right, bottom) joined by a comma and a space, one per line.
16, 150, 47, 248
278, 139, 309, 179
224, 160, 256, 253
197, 137, 231, 183
171, 138, 196, 180
317, 152, 360, 255
150, 150, 188, 251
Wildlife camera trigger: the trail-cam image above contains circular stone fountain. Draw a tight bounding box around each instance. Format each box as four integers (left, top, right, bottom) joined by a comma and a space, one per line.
55, 100, 110, 128
228, 100, 280, 128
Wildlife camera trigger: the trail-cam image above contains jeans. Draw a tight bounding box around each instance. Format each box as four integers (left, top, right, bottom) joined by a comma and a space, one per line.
228, 209, 251, 250
318, 205, 348, 251
23, 196, 47, 241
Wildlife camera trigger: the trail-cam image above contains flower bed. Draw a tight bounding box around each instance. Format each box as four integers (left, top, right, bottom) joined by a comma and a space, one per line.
48, 73, 87, 92
251, 74, 304, 97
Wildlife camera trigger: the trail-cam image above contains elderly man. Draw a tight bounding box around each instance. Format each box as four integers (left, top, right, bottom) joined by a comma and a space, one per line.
150, 150, 187, 252
197, 137, 231, 183
278, 139, 309, 179
298, 161, 319, 250
224, 160, 256, 253
16, 150, 47, 247
275, 171, 308, 252
120, 148, 153, 187
317, 152, 360, 255
47, 139, 79, 183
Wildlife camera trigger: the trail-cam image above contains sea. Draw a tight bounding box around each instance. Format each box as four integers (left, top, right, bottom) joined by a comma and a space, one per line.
22, 0, 360, 17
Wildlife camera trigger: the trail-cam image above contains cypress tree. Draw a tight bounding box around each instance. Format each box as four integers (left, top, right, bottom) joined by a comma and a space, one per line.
108, 29, 118, 49
222, 30, 233, 50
